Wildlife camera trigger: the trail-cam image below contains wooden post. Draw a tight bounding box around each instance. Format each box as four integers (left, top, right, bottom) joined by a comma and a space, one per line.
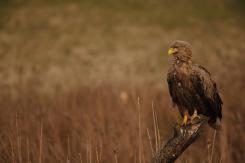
152, 117, 208, 163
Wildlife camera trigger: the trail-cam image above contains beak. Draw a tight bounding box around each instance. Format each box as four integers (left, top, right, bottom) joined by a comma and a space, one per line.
168, 48, 178, 56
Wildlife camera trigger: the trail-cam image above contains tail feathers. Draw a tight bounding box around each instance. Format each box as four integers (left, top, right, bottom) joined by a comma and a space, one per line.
208, 117, 221, 129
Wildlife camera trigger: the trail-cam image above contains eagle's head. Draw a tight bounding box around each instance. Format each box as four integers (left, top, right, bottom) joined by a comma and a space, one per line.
168, 40, 192, 62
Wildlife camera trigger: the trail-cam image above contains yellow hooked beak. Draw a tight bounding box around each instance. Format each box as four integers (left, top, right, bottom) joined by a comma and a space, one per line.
168, 48, 178, 56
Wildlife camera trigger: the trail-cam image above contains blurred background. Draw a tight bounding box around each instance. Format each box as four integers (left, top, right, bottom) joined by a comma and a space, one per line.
0, 0, 244, 162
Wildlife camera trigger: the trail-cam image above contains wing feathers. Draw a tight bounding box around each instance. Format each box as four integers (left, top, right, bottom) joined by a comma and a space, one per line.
191, 65, 222, 118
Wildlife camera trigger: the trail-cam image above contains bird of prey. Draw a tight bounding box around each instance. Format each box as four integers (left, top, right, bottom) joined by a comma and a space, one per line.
167, 40, 223, 128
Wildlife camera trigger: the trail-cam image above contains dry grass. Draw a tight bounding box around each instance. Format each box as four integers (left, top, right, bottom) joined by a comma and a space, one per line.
0, 0, 244, 162
0, 84, 244, 163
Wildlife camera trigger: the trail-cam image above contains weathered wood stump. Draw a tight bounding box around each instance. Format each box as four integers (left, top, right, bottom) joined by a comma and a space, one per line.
152, 117, 208, 163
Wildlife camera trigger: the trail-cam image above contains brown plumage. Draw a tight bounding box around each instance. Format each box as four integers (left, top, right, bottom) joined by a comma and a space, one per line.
167, 40, 223, 128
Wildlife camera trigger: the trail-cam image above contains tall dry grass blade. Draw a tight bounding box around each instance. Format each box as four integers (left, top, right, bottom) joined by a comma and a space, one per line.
207, 138, 211, 163
86, 143, 89, 163
146, 128, 154, 157
152, 101, 158, 153
15, 113, 22, 163
210, 130, 217, 163
154, 108, 161, 151
78, 153, 83, 163
99, 139, 102, 162
67, 136, 70, 163
219, 155, 222, 163
9, 137, 15, 163
208, 146, 211, 162
89, 142, 92, 163
138, 97, 142, 163
113, 150, 118, 163
157, 129, 161, 151
26, 138, 30, 163
39, 121, 43, 163
96, 144, 99, 163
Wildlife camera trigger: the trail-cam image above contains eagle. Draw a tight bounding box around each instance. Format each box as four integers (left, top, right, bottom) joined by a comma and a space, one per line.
167, 40, 223, 128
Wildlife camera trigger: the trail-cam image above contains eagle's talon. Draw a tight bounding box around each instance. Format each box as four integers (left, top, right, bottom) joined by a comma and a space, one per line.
181, 114, 188, 126
191, 110, 201, 122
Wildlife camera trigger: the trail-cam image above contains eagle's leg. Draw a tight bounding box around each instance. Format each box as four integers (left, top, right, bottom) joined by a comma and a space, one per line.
191, 109, 201, 122
181, 110, 188, 126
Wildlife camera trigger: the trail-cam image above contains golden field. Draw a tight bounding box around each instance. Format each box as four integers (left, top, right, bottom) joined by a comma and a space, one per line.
0, 0, 244, 162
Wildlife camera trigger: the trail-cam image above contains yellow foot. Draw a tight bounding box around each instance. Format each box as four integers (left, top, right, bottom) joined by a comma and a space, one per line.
181, 114, 188, 126
191, 109, 201, 122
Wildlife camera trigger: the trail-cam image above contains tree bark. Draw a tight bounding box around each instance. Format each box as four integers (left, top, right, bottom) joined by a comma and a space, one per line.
152, 117, 208, 163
